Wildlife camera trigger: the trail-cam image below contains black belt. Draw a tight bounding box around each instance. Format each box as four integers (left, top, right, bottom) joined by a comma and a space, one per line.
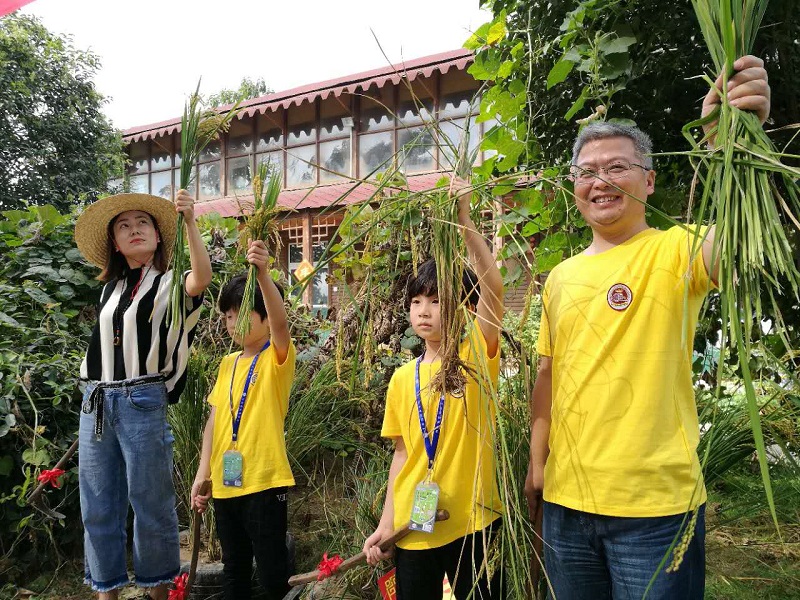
81, 375, 164, 439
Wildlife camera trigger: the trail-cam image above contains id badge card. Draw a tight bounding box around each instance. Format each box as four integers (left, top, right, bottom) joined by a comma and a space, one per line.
222, 450, 244, 487
409, 480, 439, 533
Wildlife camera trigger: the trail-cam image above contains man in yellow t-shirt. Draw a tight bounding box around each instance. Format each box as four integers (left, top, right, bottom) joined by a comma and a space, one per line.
363, 186, 505, 600
525, 57, 771, 600
191, 241, 295, 600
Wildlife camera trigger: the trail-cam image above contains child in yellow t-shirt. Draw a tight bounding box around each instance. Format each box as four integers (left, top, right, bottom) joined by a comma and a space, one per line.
363, 187, 505, 600
191, 240, 295, 600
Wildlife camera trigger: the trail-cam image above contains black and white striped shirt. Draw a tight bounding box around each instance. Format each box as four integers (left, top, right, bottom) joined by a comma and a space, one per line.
80, 267, 204, 404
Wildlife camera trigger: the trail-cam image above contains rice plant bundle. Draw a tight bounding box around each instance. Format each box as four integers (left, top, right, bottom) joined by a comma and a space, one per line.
168, 81, 240, 326
687, 0, 800, 529
429, 187, 470, 397
233, 161, 283, 339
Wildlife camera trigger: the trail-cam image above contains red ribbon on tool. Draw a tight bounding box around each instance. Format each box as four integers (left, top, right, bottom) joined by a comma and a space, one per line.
168, 573, 188, 600
37, 468, 65, 489
317, 552, 344, 580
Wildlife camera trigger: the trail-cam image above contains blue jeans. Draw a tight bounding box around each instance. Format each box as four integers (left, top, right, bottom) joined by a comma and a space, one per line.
543, 502, 705, 600
79, 377, 180, 592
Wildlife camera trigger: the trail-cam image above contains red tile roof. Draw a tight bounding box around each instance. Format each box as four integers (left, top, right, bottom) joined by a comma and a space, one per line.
123, 49, 474, 144
195, 171, 452, 218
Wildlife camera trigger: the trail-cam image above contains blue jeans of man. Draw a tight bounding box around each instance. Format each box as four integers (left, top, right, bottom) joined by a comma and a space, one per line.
79, 377, 180, 592
543, 501, 705, 600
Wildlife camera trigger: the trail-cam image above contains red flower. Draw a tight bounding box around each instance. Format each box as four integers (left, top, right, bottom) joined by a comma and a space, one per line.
168, 573, 188, 600
37, 468, 65, 489
317, 552, 344, 581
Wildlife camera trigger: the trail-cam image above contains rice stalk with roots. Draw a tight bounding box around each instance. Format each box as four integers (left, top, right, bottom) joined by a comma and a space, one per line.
686, 0, 800, 531
234, 161, 283, 339
168, 81, 240, 327
428, 187, 470, 398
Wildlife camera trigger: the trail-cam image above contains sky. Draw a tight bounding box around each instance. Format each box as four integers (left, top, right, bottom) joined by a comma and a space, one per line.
21, 0, 491, 131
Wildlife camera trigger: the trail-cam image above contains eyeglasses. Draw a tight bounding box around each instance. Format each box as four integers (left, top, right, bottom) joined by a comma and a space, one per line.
570, 160, 649, 185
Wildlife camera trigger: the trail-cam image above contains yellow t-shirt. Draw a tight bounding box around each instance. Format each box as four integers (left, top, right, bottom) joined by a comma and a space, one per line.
382, 320, 502, 550
207, 342, 296, 499
536, 226, 713, 517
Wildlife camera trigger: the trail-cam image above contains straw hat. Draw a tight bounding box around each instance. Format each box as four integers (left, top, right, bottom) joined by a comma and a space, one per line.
75, 193, 177, 268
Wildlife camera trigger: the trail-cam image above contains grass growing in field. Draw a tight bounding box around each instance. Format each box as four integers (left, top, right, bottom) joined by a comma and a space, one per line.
706, 466, 800, 599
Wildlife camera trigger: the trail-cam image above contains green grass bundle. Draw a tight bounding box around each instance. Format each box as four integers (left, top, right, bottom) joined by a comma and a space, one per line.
168, 81, 240, 326
233, 161, 283, 339
429, 186, 471, 397
687, 0, 800, 529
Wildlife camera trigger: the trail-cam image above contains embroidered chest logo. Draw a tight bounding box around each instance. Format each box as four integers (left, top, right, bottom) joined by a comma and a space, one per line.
607, 283, 633, 311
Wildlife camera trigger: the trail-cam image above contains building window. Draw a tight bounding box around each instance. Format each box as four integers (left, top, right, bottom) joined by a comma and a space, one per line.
319, 100, 353, 182
440, 89, 478, 120
127, 141, 150, 193
320, 106, 349, 141
320, 138, 350, 183
398, 126, 435, 173
149, 139, 173, 199
438, 117, 481, 170
288, 102, 316, 146
359, 131, 393, 176
129, 142, 148, 174
228, 118, 253, 156
286, 145, 317, 187
173, 167, 196, 197
398, 83, 433, 127
198, 140, 221, 200
359, 86, 394, 133
150, 146, 171, 171
151, 170, 173, 199
227, 155, 253, 195
257, 151, 284, 181
129, 174, 148, 193
226, 119, 254, 195
257, 124, 283, 151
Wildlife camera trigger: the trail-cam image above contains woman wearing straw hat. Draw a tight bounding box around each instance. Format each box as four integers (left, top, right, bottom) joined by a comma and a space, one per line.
74, 189, 211, 600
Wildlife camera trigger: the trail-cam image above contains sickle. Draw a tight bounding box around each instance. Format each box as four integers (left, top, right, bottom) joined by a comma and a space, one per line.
186, 479, 212, 597
26, 438, 79, 520
288, 509, 450, 586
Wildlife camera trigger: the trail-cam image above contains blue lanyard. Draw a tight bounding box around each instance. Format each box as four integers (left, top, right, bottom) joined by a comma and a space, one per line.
228, 341, 270, 445
414, 355, 446, 471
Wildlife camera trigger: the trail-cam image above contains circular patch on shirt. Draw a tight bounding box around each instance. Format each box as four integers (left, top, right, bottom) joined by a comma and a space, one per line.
607, 283, 633, 311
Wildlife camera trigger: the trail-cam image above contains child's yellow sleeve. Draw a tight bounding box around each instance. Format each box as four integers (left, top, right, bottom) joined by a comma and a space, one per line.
206, 355, 231, 408
380, 372, 402, 439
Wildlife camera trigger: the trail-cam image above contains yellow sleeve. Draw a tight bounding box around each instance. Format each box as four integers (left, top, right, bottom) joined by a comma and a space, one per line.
269, 341, 296, 417
536, 279, 553, 357
669, 225, 715, 297
463, 318, 500, 384
207, 355, 232, 408
381, 371, 402, 439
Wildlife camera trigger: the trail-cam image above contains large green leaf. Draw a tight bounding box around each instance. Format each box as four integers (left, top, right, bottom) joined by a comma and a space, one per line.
0, 312, 21, 328
24, 286, 56, 306
22, 447, 50, 467
598, 34, 636, 55
547, 59, 575, 89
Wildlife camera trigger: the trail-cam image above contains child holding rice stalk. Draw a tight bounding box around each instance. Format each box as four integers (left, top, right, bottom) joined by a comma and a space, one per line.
525, 56, 770, 599
191, 240, 295, 600
363, 183, 505, 599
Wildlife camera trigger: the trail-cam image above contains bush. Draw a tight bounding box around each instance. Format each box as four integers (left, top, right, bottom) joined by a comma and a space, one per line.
0, 203, 100, 579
